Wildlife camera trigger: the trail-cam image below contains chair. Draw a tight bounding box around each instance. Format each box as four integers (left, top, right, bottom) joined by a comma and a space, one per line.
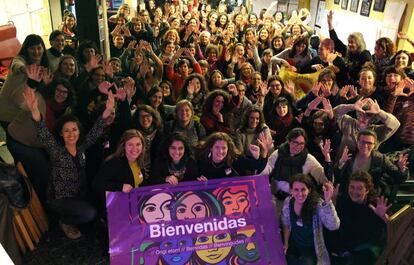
12, 162, 49, 253
375, 204, 414, 265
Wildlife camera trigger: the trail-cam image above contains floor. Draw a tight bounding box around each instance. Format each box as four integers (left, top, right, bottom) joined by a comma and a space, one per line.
22, 222, 109, 265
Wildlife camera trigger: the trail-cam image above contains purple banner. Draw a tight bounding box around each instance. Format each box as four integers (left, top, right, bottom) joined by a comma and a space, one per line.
107, 175, 286, 265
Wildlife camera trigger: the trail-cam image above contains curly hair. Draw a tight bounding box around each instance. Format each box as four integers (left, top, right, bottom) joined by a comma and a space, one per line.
132, 104, 162, 130
198, 132, 241, 167
238, 106, 267, 133
202, 90, 231, 115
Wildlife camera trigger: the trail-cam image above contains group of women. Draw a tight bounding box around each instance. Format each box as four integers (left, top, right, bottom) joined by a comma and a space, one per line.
0, 1, 413, 264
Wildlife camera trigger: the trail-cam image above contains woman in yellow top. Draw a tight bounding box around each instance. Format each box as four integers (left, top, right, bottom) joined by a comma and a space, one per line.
93, 129, 147, 216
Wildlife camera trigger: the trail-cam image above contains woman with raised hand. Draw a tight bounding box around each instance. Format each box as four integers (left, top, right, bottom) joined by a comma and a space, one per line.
235, 106, 273, 164
197, 132, 269, 180
335, 130, 408, 200
0, 34, 49, 128
282, 174, 339, 265
23, 86, 115, 240
327, 11, 372, 86
329, 171, 389, 264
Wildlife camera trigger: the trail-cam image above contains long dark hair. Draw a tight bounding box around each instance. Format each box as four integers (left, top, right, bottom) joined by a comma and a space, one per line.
181, 73, 208, 98
161, 133, 193, 162
289, 174, 319, 225
18, 34, 49, 67
46, 77, 76, 108
289, 35, 309, 57
53, 114, 83, 144
202, 90, 231, 115
238, 106, 267, 133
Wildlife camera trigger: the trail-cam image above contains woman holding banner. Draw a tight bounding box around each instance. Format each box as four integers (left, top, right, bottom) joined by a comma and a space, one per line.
151, 133, 200, 185
282, 173, 339, 265
94, 129, 148, 217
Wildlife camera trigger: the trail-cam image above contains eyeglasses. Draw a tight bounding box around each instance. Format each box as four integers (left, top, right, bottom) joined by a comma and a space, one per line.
269, 84, 282, 88
139, 114, 152, 119
56, 88, 69, 95
359, 140, 375, 146
291, 140, 305, 146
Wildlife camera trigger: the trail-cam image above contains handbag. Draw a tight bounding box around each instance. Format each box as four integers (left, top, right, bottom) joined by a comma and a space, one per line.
0, 162, 31, 209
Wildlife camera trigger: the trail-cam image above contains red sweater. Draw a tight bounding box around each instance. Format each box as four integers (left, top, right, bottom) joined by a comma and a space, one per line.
167, 62, 202, 101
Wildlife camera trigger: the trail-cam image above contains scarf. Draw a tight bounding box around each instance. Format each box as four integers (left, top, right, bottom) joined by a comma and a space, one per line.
270, 142, 308, 182
168, 156, 189, 181
45, 98, 67, 131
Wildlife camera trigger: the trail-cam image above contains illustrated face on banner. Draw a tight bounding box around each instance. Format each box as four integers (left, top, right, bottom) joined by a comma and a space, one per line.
195, 232, 232, 264
160, 237, 193, 265
235, 227, 260, 262
222, 190, 249, 218
139, 242, 159, 265
140, 193, 173, 223
175, 192, 208, 220
214, 186, 250, 218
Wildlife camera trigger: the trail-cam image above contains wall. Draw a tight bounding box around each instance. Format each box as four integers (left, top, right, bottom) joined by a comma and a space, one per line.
324, 0, 413, 52
0, 0, 52, 45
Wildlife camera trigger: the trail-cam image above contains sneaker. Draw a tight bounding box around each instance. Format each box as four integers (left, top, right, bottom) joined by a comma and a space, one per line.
59, 221, 82, 240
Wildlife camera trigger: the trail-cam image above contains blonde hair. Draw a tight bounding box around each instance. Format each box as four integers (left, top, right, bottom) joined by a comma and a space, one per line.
107, 129, 145, 166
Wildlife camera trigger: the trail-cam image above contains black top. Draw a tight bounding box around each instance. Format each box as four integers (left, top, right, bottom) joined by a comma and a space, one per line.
150, 156, 200, 185
334, 196, 386, 251
198, 156, 267, 180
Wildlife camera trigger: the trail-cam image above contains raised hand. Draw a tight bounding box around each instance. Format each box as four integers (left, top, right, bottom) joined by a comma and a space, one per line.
285, 80, 295, 96
327, 10, 334, 27
25, 64, 43, 82
187, 79, 195, 95
348, 85, 358, 99
398, 153, 409, 172
123, 77, 136, 101
249, 144, 261, 160
98, 81, 113, 95
259, 81, 269, 97
369, 196, 391, 221
323, 182, 335, 202
397, 32, 409, 40
311, 82, 322, 96
339, 146, 352, 167
393, 78, 414, 97
102, 91, 115, 120
127, 40, 137, 51
227, 83, 238, 96
364, 98, 380, 115
353, 97, 366, 113
321, 82, 331, 97
23, 87, 41, 121
41, 68, 54, 85
115, 87, 127, 101
103, 61, 114, 77
85, 54, 100, 72
308, 96, 323, 111
319, 139, 332, 162
321, 97, 334, 119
